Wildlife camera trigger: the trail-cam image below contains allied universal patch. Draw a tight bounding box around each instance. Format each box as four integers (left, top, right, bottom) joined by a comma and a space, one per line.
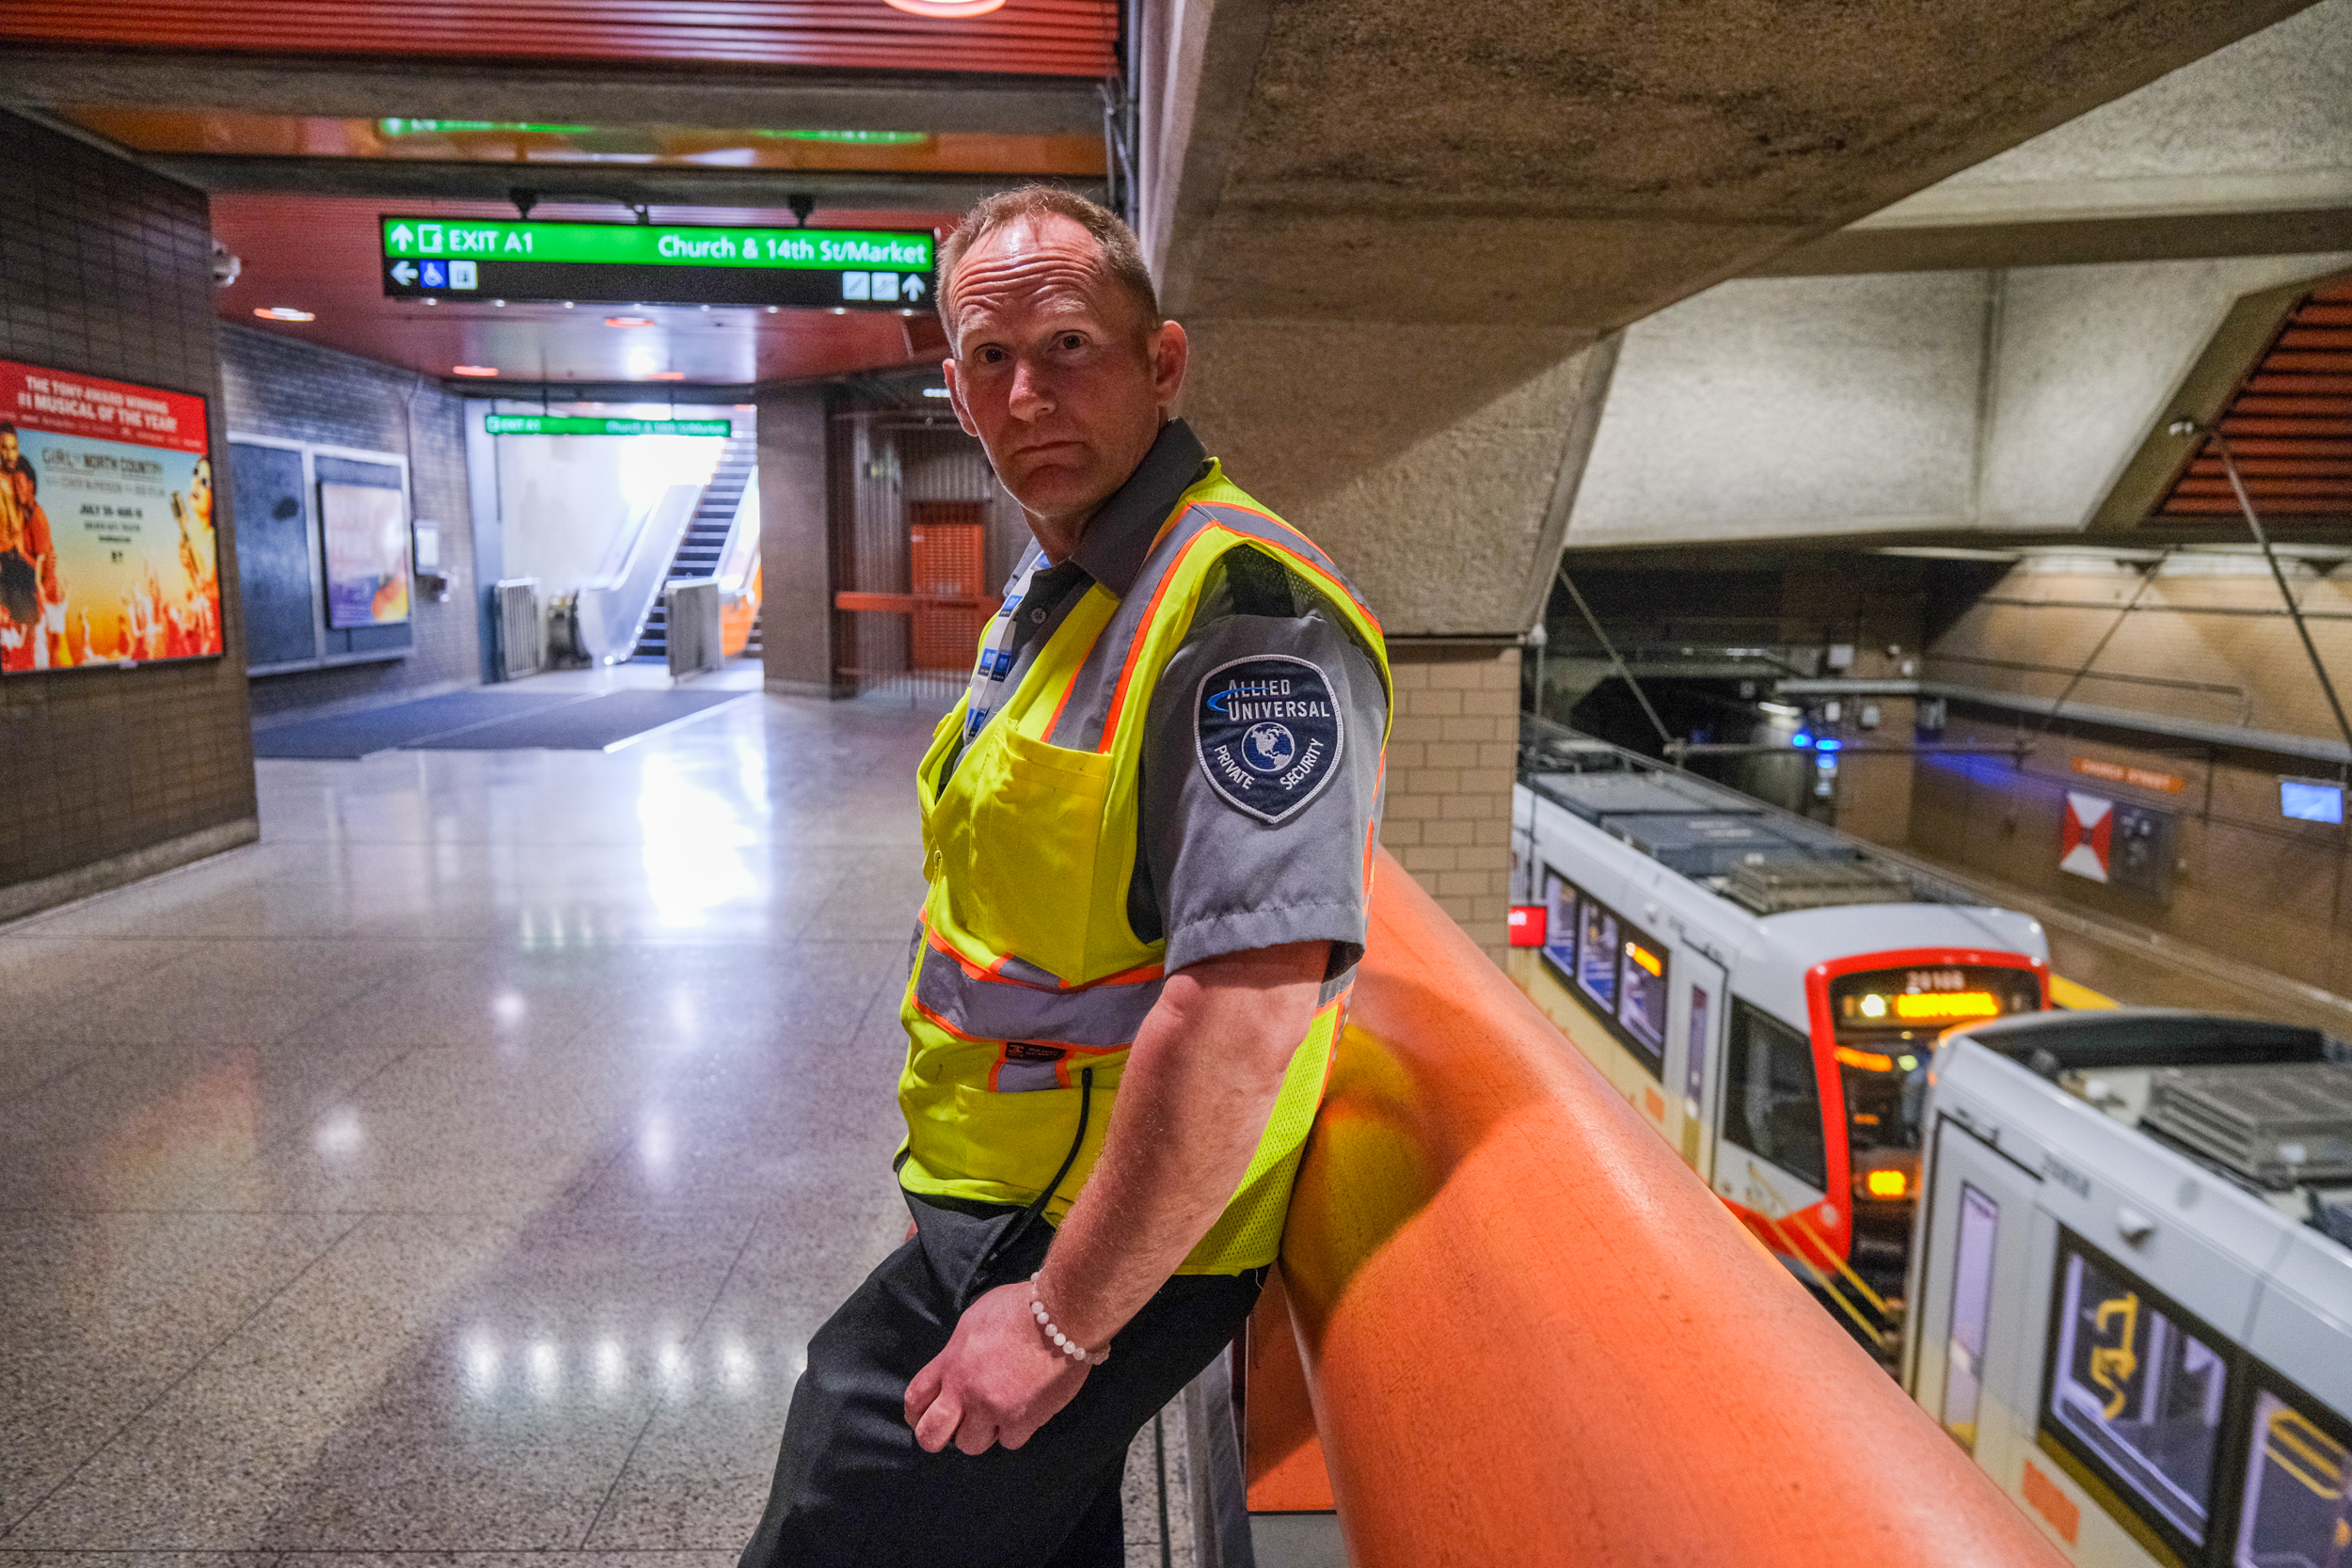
1195, 655, 1345, 825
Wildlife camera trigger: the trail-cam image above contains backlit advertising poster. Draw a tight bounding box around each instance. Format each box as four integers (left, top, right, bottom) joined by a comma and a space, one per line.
320, 480, 410, 627
0, 357, 219, 673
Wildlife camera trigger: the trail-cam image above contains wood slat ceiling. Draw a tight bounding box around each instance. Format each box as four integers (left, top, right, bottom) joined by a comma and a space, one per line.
2156, 278, 2352, 525
0, 2, 1119, 77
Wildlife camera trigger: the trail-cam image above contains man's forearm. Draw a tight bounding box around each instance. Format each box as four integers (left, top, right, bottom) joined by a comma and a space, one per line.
1035, 940, 1328, 1351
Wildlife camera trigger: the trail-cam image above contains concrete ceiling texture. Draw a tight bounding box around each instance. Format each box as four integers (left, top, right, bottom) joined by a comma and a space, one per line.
1146, 0, 2328, 637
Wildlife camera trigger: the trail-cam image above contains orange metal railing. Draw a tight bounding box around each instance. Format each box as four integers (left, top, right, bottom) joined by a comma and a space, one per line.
1254, 848, 2066, 1567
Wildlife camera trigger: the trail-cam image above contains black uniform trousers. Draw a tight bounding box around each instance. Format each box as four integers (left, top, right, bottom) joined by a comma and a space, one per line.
737, 1192, 1263, 1568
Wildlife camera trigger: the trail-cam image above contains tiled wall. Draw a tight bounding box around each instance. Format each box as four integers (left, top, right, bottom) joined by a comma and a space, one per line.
217, 324, 478, 718
0, 111, 259, 912
1379, 644, 1520, 959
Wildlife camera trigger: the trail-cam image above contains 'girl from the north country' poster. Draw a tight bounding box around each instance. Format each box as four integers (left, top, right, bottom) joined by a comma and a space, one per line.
0, 357, 219, 674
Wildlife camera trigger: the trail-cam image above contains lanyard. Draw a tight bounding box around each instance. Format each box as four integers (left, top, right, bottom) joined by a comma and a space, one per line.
961, 546, 1049, 746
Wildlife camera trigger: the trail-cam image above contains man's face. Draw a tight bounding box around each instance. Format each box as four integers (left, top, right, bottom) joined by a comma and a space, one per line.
0, 432, 17, 469
942, 215, 1186, 537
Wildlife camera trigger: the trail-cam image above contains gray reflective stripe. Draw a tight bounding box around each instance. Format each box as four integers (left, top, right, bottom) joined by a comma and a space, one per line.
1318, 968, 1358, 1010
996, 1058, 1064, 1093
1049, 501, 1375, 751
916, 942, 1164, 1047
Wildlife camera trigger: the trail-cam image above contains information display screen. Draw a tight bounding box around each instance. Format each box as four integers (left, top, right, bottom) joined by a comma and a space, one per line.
0, 356, 219, 673
379, 216, 937, 309
483, 415, 731, 437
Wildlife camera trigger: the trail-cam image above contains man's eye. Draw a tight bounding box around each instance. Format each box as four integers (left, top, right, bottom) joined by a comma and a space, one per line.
1058, 334, 1087, 351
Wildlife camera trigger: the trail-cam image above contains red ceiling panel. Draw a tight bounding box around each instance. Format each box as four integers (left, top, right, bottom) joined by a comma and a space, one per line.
2155, 278, 2352, 525
212, 193, 955, 386
0, 1, 1119, 77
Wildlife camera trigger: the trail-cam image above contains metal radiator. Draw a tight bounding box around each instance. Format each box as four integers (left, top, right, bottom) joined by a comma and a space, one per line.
493, 578, 541, 682
666, 579, 724, 678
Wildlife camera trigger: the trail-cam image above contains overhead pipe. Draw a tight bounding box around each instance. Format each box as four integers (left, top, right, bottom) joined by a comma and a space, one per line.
1272, 850, 2068, 1568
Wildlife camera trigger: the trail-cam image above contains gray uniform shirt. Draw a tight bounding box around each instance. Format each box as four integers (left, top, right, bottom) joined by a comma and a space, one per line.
951, 420, 1387, 979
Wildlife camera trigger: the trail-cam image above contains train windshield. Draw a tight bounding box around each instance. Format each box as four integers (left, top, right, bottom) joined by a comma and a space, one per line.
1828, 964, 2042, 1162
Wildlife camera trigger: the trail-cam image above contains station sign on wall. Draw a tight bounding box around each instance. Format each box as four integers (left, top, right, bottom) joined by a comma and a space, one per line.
0, 356, 220, 673
379, 216, 936, 309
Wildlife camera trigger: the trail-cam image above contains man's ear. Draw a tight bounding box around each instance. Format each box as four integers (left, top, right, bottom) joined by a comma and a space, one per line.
1151, 320, 1189, 415
941, 355, 980, 438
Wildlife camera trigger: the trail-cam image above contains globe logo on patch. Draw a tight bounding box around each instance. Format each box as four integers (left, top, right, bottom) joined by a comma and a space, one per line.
1241, 722, 1295, 774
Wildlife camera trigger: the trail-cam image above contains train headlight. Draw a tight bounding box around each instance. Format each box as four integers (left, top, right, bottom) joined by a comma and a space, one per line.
1859, 993, 1887, 1020
1864, 1169, 1908, 1199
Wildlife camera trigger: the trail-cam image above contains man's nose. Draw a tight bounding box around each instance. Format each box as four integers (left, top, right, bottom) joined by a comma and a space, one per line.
1008, 357, 1053, 420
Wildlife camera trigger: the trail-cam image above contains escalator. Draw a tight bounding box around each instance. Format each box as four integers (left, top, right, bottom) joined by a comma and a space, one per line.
634, 434, 756, 662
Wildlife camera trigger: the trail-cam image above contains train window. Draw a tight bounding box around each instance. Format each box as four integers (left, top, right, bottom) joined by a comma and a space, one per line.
1577, 898, 1620, 1011
1685, 986, 1708, 1117
2231, 1385, 2350, 1568
2043, 1235, 2230, 1553
1939, 1184, 1999, 1454
1724, 1002, 1827, 1190
1540, 871, 1580, 984
1617, 933, 1669, 1068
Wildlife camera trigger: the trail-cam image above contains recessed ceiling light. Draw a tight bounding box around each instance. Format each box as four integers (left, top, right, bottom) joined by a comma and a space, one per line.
830, 307, 847, 315
883, 0, 1008, 14
253, 306, 314, 322
423, 297, 439, 306
765, 306, 779, 314
699, 304, 711, 311
452, 365, 500, 377
605, 316, 654, 327
898, 308, 918, 317
492, 298, 507, 307
921, 388, 951, 398
563, 301, 576, 309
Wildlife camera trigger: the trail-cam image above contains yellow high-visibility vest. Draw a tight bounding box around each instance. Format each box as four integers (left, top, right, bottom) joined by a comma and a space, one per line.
898, 459, 1391, 1274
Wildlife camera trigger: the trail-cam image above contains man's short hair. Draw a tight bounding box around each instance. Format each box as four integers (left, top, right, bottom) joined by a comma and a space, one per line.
936, 186, 1159, 348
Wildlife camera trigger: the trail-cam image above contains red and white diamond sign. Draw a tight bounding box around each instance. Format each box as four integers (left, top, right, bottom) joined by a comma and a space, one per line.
2060, 791, 2113, 882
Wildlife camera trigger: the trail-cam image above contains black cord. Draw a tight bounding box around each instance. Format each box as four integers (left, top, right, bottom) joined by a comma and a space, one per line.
961, 1066, 1094, 1308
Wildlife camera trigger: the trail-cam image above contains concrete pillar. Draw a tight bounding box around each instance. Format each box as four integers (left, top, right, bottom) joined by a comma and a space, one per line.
755, 387, 835, 697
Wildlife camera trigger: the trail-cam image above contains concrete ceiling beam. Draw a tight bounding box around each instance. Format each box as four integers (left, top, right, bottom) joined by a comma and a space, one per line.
144, 154, 1089, 214
0, 49, 1105, 136
1142, 0, 2328, 638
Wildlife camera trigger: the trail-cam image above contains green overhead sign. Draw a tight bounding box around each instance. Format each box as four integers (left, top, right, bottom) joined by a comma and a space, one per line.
382, 218, 930, 272
381, 215, 937, 309
484, 416, 732, 437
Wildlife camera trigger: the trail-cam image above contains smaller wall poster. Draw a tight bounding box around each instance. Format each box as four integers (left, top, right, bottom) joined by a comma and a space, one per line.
320, 480, 410, 628
0, 356, 218, 673
2060, 789, 2174, 901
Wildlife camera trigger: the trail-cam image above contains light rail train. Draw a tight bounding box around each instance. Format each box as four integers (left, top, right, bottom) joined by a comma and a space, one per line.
1506, 723, 2051, 1346
1905, 1010, 2351, 1568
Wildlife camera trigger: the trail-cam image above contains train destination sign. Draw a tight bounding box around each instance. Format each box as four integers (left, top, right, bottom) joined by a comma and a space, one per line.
482, 415, 731, 437
379, 217, 936, 309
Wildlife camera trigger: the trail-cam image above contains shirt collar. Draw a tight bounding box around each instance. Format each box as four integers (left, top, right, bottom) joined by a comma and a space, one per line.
1067, 419, 1209, 597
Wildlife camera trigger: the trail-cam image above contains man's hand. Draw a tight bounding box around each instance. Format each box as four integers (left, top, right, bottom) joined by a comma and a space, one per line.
904, 1281, 1089, 1455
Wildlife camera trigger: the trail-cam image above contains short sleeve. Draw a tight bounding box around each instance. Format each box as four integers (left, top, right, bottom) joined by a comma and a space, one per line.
1136, 578, 1388, 975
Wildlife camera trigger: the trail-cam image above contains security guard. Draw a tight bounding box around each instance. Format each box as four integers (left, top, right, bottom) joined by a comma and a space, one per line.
739, 188, 1389, 1568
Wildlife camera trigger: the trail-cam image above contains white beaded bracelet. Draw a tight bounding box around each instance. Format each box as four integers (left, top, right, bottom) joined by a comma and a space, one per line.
1029, 1272, 1109, 1367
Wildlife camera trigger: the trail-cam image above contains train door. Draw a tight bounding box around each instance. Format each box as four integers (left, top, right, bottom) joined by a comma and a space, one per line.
1667, 949, 1725, 1181
1713, 998, 1834, 1231
1909, 1117, 2045, 1513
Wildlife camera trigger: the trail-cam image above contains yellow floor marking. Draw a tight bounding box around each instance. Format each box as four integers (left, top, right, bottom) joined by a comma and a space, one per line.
2050, 975, 2118, 1010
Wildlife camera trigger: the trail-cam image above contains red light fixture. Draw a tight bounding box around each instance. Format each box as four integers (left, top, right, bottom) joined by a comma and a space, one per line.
647, 371, 687, 381
605, 316, 655, 328
451, 365, 500, 377
1507, 906, 1547, 947
253, 306, 314, 322
883, 0, 1008, 14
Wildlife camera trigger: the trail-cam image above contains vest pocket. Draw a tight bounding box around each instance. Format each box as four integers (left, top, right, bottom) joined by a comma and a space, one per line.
942, 722, 1116, 985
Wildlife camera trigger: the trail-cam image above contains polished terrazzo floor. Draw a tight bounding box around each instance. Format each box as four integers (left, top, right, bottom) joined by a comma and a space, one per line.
0, 681, 1191, 1567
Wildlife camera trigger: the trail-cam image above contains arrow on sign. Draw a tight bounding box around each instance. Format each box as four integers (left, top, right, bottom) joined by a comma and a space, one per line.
389, 223, 414, 248
389, 261, 418, 285
902, 276, 928, 301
